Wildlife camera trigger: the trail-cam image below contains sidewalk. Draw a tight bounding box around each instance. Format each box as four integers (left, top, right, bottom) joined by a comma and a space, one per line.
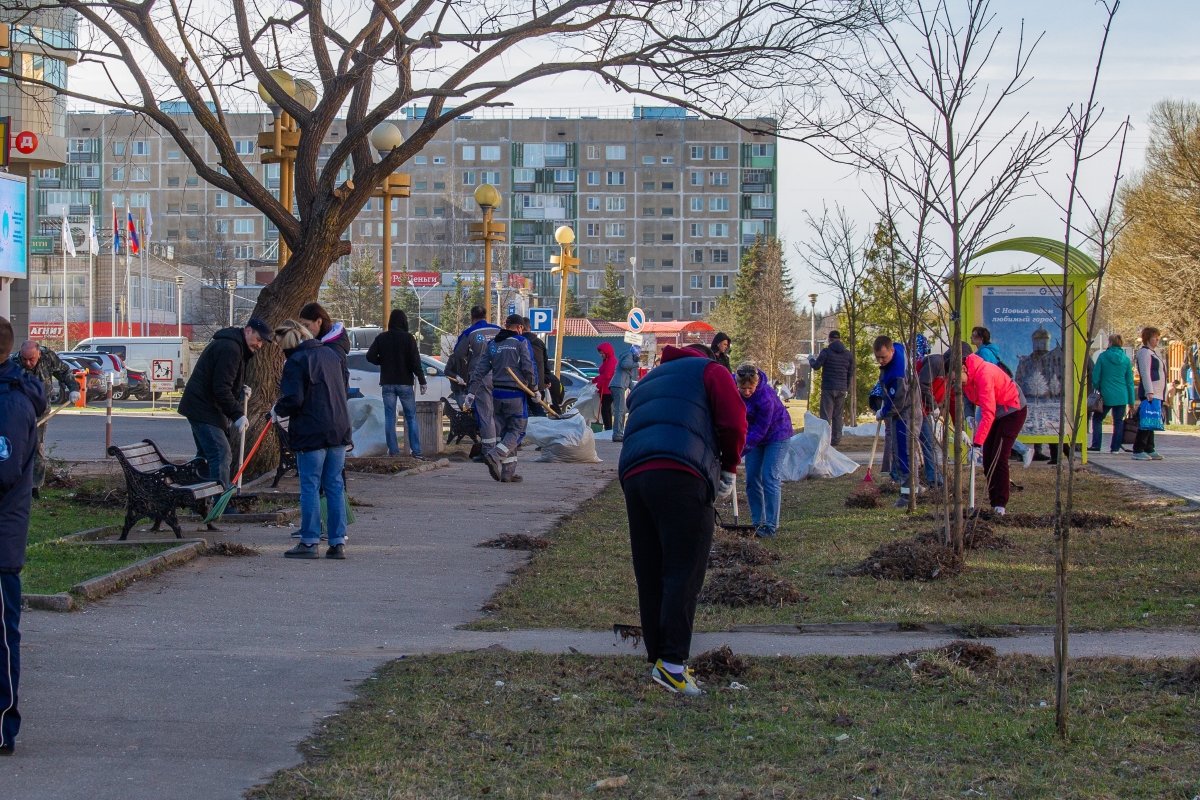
1086, 430, 1200, 505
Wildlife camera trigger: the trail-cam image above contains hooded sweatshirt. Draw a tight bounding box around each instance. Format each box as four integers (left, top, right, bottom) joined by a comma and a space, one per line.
711, 332, 732, 372
178, 326, 253, 428
593, 341, 616, 396
963, 354, 1026, 445
609, 347, 641, 391
743, 368, 794, 453
0, 358, 47, 572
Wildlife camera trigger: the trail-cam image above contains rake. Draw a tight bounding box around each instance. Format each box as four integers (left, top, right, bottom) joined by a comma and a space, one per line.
862, 419, 882, 482
203, 418, 274, 523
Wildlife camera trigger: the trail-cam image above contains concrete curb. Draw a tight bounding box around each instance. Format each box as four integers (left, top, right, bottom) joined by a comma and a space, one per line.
59, 525, 124, 543
396, 457, 451, 478
184, 508, 299, 524
23, 592, 77, 612
70, 540, 205, 602
730, 622, 1056, 636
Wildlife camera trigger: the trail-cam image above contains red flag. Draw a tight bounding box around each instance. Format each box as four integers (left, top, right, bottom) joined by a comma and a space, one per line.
127, 209, 139, 253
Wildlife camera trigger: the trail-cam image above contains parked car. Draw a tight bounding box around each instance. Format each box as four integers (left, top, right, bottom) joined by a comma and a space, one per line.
346, 326, 383, 350
125, 369, 153, 401
74, 336, 190, 389
50, 356, 104, 403
345, 350, 453, 402
563, 357, 599, 378
59, 351, 128, 397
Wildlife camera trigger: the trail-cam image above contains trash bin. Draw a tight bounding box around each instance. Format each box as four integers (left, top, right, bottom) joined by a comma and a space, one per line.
415, 400, 443, 457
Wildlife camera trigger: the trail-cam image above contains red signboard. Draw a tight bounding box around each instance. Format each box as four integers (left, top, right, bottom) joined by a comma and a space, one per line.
388, 271, 441, 288
14, 130, 37, 154
28, 322, 196, 340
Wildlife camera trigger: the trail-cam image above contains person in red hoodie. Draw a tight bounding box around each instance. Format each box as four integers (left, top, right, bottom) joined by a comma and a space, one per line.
962, 353, 1027, 516
592, 341, 617, 430
617, 343, 747, 696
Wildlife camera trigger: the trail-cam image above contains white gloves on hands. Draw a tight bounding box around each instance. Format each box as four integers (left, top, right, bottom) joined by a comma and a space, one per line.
931, 407, 941, 420
269, 407, 285, 424
875, 409, 885, 421
463, 393, 475, 411
419, 384, 428, 395
68, 391, 81, 404
233, 415, 249, 433
717, 471, 736, 500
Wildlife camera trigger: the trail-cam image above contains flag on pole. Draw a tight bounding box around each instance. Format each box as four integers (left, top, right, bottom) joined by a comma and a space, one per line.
61, 209, 76, 257
112, 205, 120, 253
127, 208, 139, 254
145, 206, 153, 240
88, 211, 99, 256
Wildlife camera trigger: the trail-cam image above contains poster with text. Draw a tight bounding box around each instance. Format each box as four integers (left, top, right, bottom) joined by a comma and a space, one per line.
979, 285, 1064, 437
0, 173, 26, 280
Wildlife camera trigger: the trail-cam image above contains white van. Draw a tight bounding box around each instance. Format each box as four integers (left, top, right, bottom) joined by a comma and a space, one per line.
74, 337, 192, 389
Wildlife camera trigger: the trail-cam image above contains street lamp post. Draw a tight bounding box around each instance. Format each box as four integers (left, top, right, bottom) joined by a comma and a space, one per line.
370, 122, 411, 329
175, 275, 184, 338
470, 184, 506, 324
628, 255, 637, 297
808, 293, 818, 406
257, 70, 299, 270
228, 279, 236, 327
549, 225, 579, 379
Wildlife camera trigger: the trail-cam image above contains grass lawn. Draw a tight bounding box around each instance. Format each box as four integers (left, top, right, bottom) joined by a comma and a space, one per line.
249, 650, 1200, 799
468, 467, 1200, 632
23, 488, 176, 595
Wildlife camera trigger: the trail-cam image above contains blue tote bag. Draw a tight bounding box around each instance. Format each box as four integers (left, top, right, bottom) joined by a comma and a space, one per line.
1139, 398, 1165, 431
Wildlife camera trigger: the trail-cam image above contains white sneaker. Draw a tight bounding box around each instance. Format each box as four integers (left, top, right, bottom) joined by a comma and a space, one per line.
1022, 448, 1034, 468
993, 506, 1006, 517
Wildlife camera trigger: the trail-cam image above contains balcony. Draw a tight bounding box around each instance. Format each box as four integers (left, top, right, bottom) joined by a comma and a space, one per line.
67, 152, 96, 163
38, 178, 60, 188
79, 178, 101, 189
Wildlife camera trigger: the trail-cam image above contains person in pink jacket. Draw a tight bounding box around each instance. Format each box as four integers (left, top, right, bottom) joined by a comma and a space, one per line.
962, 353, 1027, 515
592, 342, 617, 430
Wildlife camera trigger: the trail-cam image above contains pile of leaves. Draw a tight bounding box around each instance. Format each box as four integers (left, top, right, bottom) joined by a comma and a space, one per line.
991, 510, 1119, 528
708, 536, 781, 569
477, 533, 550, 551
202, 542, 261, 557
65, 481, 127, 507
845, 485, 881, 509
914, 522, 1016, 552
344, 457, 426, 474
689, 645, 749, 680
848, 538, 963, 581
700, 566, 805, 607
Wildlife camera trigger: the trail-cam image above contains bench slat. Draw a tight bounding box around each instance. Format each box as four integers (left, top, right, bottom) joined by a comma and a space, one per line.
117, 445, 156, 457
124, 454, 167, 468
166, 481, 224, 498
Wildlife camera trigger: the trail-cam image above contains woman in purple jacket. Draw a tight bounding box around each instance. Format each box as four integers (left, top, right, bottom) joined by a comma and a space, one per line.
735, 363, 795, 538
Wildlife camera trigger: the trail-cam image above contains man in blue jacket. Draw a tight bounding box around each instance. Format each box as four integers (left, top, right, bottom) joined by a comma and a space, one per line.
0, 316, 47, 754
470, 315, 537, 483
874, 336, 917, 507
447, 306, 500, 459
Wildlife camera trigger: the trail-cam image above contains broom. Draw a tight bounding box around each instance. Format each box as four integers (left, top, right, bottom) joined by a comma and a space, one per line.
203, 418, 274, 523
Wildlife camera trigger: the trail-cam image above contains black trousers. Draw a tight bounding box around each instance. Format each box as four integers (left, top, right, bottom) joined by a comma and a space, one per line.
0, 572, 20, 749
600, 394, 614, 430
623, 470, 713, 664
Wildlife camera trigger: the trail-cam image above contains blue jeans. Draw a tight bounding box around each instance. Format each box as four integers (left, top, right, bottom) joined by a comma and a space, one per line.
0, 572, 20, 750
382, 384, 421, 456
1092, 404, 1126, 451
190, 420, 232, 486
297, 446, 347, 546
745, 439, 788, 533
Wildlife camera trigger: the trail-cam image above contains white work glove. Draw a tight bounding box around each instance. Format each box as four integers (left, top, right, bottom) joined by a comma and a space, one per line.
875, 409, 885, 421
233, 415, 248, 433
463, 393, 475, 411
69, 391, 81, 404
717, 471, 736, 500
931, 407, 941, 421
269, 407, 285, 424
419, 384, 428, 395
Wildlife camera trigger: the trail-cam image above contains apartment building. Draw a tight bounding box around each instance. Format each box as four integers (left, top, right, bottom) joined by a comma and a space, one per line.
28, 105, 775, 332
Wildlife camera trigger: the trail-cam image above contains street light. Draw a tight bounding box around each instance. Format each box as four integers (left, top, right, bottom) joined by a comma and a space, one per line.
808, 292, 818, 406
257, 69, 303, 270
470, 183, 505, 324
175, 275, 184, 338
227, 279, 236, 327
628, 255, 637, 297
370, 122, 411, 328
549, 225, 579, 379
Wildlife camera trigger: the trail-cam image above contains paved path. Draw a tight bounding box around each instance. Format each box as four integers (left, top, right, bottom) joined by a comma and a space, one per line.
43, 410, 195, 461
1086, 429, 1200, 505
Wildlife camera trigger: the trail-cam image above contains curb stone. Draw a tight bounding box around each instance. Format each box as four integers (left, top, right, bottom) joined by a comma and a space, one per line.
396, 457, 451, 478
70, 540, 205, 602
23, 592, 76, 612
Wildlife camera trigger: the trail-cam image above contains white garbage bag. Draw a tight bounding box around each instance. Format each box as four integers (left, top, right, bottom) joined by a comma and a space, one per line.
840, 421, 883, 437
346, 396, 389, 457
779, 412, 860, 481
571, 381, 601, 425
526, 414, 601, 463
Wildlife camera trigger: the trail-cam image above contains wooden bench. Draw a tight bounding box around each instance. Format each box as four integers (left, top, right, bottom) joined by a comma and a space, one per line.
107, 440, 225, 539
271, 424, 298, 488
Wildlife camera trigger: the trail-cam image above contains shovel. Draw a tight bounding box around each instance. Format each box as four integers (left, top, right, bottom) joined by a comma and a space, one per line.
863, 419, 882, 482
718, 472, 756, 534
969, 445, 977, 511
505, 367, 567, 419
237, 385, 251, 492
36, 401, 74, 428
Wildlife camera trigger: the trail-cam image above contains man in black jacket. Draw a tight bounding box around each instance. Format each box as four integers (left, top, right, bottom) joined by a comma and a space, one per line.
178, 319, 270, 486
520, 316, 550, 417
808, 330, 854, 446
12, 341, 79, 497
366, 309, 428, 459
0, 316, 47, 754
711, 332, 732, 372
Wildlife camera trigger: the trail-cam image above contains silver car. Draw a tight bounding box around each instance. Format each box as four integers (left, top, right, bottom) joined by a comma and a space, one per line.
345, 350, 453, 401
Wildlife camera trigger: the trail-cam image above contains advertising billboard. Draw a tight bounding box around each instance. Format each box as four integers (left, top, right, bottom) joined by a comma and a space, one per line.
0, 172, 27, 280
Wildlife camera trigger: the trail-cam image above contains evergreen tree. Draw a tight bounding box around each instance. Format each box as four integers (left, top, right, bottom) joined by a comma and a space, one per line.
321, 248, 382, 327
392, 264, 421, 321
708, 236, 765, 363
439, 273, 469, 334
563, 287, 583, 318
466, 274, 486, 314
592, 262, 631, 321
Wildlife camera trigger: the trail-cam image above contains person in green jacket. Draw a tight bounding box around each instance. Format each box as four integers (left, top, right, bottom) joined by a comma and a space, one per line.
1090, 333, 1136, 453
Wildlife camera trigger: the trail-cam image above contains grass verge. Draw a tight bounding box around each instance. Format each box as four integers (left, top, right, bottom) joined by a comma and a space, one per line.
467, 467, 1200, 631
249, 650, 1200, 799
23, 489, 175, 595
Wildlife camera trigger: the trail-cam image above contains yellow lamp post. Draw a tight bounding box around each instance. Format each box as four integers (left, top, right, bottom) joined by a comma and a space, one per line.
256, 70, 310, 270
469, 184, 506, 324
370, 122, 411, 328
549, 225, 579, 378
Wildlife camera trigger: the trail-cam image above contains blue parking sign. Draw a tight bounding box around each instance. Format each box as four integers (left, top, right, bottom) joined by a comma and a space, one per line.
529, 308, 554, 333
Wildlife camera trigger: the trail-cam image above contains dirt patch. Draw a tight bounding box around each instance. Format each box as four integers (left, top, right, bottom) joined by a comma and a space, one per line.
708, 536, 781, 569
202, 542, 261, 557
999, 510, 1120, 529
1156, 660, 1200, 693
845, 486, 881, 509
689, 645, 749, 680
894, 640, 998, 671
848, 538, 964, 581
345, 457, 425, 474
950, 623, 1015, 639
477, 533, 550, 551
913, 522, 1016, 552
700, 566, 805, 607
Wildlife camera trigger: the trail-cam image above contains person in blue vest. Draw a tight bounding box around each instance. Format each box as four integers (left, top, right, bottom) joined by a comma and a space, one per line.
447, 306, 501, 460
0, 316, 47, 755
874, 335, 918, 507
471, 315, 537, 483
618, 343, 747, 696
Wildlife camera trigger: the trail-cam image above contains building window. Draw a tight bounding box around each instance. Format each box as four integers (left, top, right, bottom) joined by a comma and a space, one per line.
709, 300, 718, 311
166, 229, 179, 240
661, 310, 674, 320
131, 167, 150, 182
433, 156, 447, 165
462, 171, 476, 185
553, 168, 575, 183
662, 156, 675, 165
167, 150, 180, 160
433, 182, 446, 190
690, 197, 703, 212
234, 140, 254, 155
414, 181, 428, 191
414, 207, 427, 217
710, 172, 729, 186
130, 193, 149, 208
661, 233, 674, 242
413, 155, 427, 165
690, 223, 702, 237
235, 196, 250, 207
215, 220, 229, 233
359, 222, 372, 235
642, 233, 655, 244
711, 249, 730, 263
661, 181, 674, 190
185, 229, 199, 240
586, 197, 600, 211
586, 223, 600, 237
661, 207, 674, 217
606, 145, 626, 160
642, 181, 655, 192
480, 146, 501, 161
514, 168, 536, 183
433, 208, 445, 217
111, 167, 125, 181
690, 145, 704, 160
690, 300, 702, 314
586, 171, 600, 186
690, 275, 702, 289
751, 144, 774, 157
131, 141, 150, 156
749, 195, 775, 209
587, 250, 600, 264
32, 274, 85, 307
691, 249, 704, 264
587, 145, 600, 160
643, 259, 656, 268
644, 285, 655, 295
710, 274, 729, 288
167, 176, 180, 187
605, 249, 626, 263
605, 196, 626, 212
710, 146, 729, 160
234, 245, 254, 259
186, 176, 198, 187
186, 203, 199, 213
462, 145, 476, 160
605, 223, 626, 237
642, 155, 654, 165
606, 171, 625, 186
215, 193, 227, 207
642, 207, 655, 217
112, 141, 126, 156
690, 172, 703, 186
482, 171, 501, 185
111, 193, 124, 207
662, 258, 674, 268
710, 197, 730, 212
233, 218, 254, 234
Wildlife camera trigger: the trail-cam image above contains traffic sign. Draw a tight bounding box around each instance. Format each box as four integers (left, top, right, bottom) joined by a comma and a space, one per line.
150, 359, 174, 392
623, 331, 643, 346
627, 307, 646, 333
508, 302, 516, 316
529, 308, 554, 333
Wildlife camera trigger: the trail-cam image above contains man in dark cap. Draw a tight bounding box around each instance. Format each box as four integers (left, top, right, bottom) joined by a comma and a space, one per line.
178, 318, 270, 486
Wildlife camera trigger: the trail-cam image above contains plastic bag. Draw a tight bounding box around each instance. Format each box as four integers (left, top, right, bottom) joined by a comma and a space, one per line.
1139, 398, 1164, 431
346, 396, 390, 457
571, 381, 601, 424
778, 413, 860, 481
526, 414, 601, 462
